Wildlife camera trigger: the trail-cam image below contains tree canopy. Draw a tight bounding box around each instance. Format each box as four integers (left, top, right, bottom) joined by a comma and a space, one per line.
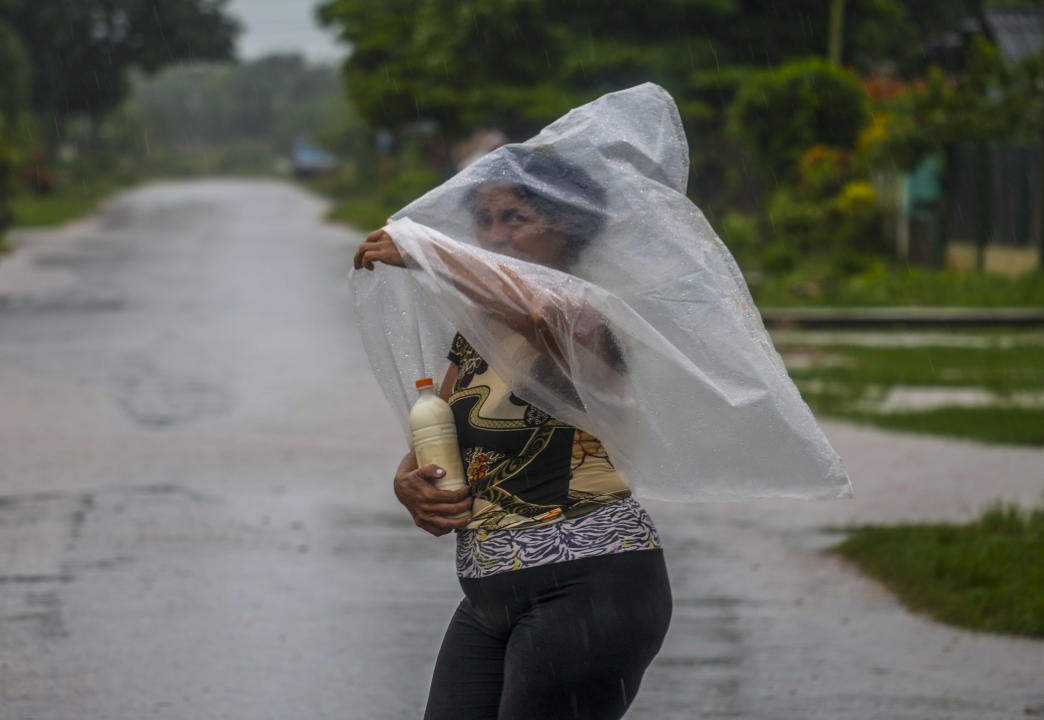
130, 55, 345, 150
316, 0, 990, 140
0, 18, 29, 120
316, 0, 776, 138
0, 0, 239, 131
0, 18, 29, 236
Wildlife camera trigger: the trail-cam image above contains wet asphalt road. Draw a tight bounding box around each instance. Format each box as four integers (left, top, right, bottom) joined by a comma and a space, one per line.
1, 179, 1042, 720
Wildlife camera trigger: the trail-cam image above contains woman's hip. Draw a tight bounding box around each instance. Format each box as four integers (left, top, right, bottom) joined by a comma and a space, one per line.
458, 549, 672, 639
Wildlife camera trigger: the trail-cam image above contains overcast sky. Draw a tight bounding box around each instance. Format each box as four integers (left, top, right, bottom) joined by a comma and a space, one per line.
226, 0, 345, 64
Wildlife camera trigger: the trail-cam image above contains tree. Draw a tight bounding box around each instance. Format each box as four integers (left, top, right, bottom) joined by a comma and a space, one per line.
130, 54, 345, 150
317, 0, 561, 138
316, 0, 777, 140
0, 0, 240, 147
715, 0, 981, 71
0, 16, 29, 117
316, 0, 984, 141
0, 18, 30, 237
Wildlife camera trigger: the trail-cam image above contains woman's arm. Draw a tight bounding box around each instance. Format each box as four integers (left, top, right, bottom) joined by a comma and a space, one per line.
354, 228, 556, 340
354, 228, 621, 373
392, 362, 470, 537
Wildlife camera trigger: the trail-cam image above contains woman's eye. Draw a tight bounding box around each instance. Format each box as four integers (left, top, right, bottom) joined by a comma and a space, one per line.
475, 213, 492, 228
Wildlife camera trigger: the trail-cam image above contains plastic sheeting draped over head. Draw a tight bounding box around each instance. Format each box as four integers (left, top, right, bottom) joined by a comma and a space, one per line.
350, 82, 851, 501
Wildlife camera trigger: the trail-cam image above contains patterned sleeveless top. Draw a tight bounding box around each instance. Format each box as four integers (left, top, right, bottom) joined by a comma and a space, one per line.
447, 333, 661, 577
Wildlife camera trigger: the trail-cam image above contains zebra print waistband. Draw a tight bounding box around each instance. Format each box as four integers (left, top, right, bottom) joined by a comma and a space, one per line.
455, 496, 662, 579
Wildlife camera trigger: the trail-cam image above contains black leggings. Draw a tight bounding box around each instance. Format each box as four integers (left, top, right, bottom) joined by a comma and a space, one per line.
423, 549, 672, 720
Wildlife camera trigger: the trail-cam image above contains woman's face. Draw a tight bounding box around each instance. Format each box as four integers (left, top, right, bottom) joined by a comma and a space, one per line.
471, 184, 569, 269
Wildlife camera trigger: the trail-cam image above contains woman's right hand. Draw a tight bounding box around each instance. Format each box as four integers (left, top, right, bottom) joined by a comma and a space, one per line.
354, 228, 406, 271
394, 459, 472, 537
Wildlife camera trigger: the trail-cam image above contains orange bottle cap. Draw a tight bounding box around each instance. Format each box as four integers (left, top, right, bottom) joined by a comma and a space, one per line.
415, 377, 435, 389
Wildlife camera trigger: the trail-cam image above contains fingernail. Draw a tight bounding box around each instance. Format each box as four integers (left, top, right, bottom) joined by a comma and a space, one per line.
435, 468, 445, 477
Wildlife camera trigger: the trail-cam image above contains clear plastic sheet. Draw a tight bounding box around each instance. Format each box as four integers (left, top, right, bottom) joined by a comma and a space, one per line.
350, 83, 851, 501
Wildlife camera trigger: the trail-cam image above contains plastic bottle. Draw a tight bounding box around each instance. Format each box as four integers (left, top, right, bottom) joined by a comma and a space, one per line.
409, 378, 467, 495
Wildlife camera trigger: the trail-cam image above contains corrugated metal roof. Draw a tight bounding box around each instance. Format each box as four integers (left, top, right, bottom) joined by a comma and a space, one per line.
983, 6, 1043, 63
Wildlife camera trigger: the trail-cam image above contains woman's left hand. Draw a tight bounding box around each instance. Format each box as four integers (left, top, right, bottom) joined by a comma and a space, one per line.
354, 228, 406, 271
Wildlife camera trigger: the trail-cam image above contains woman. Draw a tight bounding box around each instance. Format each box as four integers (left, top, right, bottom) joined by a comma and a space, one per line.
354, 148, 673, 720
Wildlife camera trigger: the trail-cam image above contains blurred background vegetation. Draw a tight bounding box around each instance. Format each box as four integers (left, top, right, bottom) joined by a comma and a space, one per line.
1, 0, 1042, 302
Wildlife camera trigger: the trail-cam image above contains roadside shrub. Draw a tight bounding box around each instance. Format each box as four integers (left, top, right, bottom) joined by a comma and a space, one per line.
717, 211, 761, 266
21, 148, 56, 195
0, 21, 30, 240
796, 145, 849, 199
761, 241, 799, 275
322, 165, 441, 230
0, 135, 18, 238
767, 187, 828, 256
834, 180, 887, 257
730, 58, 871, 178
376, 167, 440, 210
763, 178, 888, 278
0, 21, 30, 121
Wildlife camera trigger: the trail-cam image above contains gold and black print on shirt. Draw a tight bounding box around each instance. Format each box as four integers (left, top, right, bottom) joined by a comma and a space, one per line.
447, 332, 631, 531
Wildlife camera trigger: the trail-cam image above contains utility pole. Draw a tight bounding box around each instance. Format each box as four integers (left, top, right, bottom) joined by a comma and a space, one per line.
828, 0, 847, 65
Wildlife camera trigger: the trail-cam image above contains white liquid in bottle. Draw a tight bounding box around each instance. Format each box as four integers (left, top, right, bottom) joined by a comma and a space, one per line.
409, 378, 468, 500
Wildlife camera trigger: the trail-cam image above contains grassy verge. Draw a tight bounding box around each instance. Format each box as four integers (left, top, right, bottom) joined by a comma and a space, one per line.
833, 504, 1044, 638
781, 339, 1044, 445
9, 176, 134, 228
788, 344, 1044, 393
1, 180, 126, 259
752, 266, 1044, 308
826, 407, 1044, 445
302, 165, 441, 232
324, 198, 397, 231
6, 143, 282, 235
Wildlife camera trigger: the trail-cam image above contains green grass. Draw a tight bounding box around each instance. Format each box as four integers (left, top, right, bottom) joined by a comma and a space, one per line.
304, 165, 441, 233
833, 504, 1044, 638
788, 344, 1044, 394
828, 407, 1044, 445
752, 266, 1044, 308
782, 340, 1044, 445
10, 178, 128, 228
325, 198, 396, 231
6, 143, 281, 235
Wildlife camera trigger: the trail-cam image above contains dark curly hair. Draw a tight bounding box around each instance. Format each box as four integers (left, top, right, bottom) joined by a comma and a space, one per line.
463, 145, 607, 264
